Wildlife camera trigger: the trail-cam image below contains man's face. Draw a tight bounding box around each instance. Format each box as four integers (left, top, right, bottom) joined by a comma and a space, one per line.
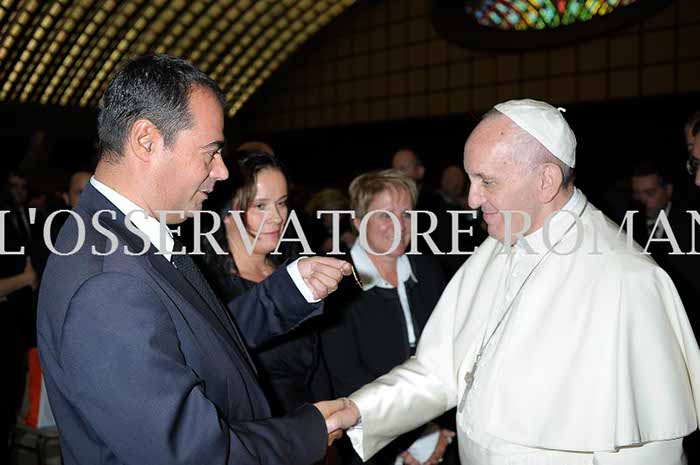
65, 171, 92, 209
151, 87, 228, 223
8, 175, 28, 206
441, 166, 466, 198
686, 124, 695, 155
631, 174, 672, 217
356, 187, 412, 257
392, 150, 424, 182
464, 117, 542, 244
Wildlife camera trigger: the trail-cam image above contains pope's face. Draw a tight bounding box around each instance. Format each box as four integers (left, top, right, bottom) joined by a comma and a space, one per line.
151, 87, 228, 223
464, 117, 542, 244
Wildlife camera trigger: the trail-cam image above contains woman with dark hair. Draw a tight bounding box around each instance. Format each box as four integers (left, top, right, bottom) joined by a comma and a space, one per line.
201, 149, 329, 415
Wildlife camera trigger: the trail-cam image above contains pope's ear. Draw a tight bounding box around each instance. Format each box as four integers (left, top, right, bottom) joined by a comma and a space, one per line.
539, 163, 563, 203
128, 119, 161, 163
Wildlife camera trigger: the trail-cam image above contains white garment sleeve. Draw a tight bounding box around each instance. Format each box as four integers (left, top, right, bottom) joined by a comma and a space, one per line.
285, 257, 320, 303
347, 266, 464, 461
592, 438, 686, 465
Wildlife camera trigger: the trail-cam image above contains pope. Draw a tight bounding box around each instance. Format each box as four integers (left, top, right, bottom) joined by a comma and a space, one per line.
327, 99, 700, 465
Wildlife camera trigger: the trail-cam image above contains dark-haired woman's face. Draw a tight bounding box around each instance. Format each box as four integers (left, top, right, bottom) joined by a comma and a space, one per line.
245, 168, 288, 254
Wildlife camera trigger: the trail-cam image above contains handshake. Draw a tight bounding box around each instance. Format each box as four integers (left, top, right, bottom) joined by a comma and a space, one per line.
314, 398, 361, 446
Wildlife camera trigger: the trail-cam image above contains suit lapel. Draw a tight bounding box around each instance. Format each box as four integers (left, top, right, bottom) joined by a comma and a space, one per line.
149, 253, 258, 378
79, 184, 259, 379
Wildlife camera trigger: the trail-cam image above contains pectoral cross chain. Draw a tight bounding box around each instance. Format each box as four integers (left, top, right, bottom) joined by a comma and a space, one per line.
457, 361, 479, 413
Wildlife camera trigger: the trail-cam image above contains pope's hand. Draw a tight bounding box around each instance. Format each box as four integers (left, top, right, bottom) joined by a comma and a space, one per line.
298, 257, 352, 300
313, 398, 361, 446
424, 429, 455, 465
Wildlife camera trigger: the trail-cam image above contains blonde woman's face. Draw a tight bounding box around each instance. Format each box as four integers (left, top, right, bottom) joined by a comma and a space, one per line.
355, 187, 412, 257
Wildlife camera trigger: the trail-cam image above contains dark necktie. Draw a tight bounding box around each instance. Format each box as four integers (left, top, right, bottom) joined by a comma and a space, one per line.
171, 252, 256, 373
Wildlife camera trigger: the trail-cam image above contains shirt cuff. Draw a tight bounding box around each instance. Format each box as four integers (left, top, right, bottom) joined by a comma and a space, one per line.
286, 257, 321, 303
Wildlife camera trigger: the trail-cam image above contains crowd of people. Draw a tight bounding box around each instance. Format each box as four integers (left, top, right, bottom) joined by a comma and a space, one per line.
2, 53, 699, 465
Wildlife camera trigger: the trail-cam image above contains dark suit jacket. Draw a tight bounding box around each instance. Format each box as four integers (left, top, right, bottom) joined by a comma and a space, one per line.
632, 202, 700, 332
37, 183, 328, 465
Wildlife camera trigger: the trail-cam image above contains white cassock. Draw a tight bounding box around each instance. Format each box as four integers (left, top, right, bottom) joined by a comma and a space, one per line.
347, 189, 700, 464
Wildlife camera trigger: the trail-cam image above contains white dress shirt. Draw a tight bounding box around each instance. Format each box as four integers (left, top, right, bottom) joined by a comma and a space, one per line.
90, 177, 317, 302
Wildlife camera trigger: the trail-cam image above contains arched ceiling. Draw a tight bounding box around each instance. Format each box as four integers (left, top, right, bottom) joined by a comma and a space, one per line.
0, 0, 355, 117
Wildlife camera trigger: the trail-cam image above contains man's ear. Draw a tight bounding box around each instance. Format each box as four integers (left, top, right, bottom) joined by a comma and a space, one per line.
538, 163, 563, 203
128, 119, 160, 163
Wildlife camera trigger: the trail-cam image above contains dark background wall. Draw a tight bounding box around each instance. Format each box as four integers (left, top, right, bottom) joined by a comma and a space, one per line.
1, 0, 698, 211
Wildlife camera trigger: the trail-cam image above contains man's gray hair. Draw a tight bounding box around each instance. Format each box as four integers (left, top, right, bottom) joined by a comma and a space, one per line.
482, 108, 574, 184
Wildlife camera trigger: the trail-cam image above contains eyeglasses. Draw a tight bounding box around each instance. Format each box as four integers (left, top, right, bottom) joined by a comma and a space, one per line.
687, 156, 700, 176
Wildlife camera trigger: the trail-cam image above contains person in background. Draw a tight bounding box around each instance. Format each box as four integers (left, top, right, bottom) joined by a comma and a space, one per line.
321, 169, 456, 465
630, 160, 677, 243
305, 188, 357, 255
49, 170, 93, 242
200, 149, 331, 415
438, 165, 468, 209
437, 164, 488, 275
2, 171, 40, 455
237, 140, 275, 156
688, 118, 700, 188
630, 159, 698, 331
63, 171, 92, 209
684, 111, 700, 157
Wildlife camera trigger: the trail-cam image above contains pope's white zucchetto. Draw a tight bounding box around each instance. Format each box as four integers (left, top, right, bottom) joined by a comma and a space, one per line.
494, 98, 577, 168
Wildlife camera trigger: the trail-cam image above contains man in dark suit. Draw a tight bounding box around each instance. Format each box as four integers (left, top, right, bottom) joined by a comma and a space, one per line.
37, 54, 352, 465
630, 160, 698, 332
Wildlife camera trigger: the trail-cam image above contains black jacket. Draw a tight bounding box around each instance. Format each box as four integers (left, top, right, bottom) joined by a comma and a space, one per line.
38, 183, 329, 465
320, 254, 450, 465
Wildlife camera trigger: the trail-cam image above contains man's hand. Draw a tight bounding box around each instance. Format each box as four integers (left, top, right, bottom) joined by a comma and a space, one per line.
313, 398, 361, 446
400, 451, 421, 465
298, 257, 352, 300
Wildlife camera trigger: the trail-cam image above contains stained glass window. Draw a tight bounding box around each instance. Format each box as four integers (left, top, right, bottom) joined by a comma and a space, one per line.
465, 0, 639, 31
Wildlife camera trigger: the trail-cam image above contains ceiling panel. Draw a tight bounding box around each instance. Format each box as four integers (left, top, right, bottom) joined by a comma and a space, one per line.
0, 0, 355, 117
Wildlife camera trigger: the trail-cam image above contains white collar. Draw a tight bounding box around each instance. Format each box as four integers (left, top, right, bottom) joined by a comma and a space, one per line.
514, 187, 584, 255
350, 242, 417, 291
90, 177, 175, 261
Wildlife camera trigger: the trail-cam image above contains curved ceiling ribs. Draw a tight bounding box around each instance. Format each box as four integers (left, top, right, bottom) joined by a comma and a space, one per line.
0, 0, 355, 117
